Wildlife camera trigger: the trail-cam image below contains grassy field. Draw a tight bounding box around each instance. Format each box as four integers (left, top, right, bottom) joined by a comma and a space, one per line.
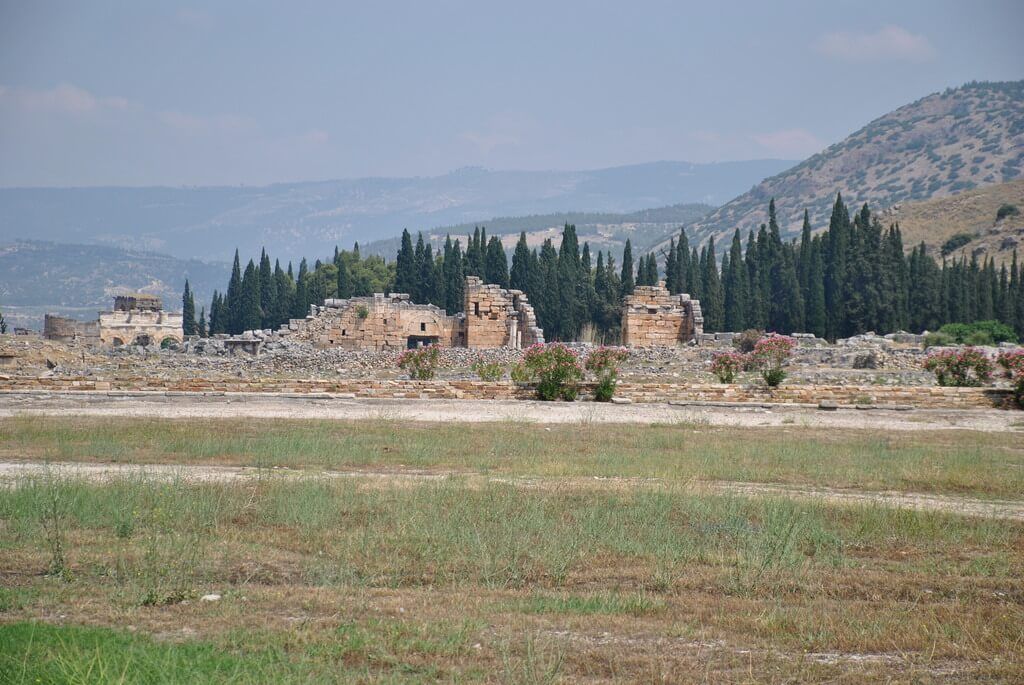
1, 417, 1022, 682
3, 416, 1024, 497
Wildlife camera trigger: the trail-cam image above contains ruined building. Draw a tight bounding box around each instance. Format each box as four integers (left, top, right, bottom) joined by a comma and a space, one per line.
285, 276, 543, 350
44, 294, 184, 347
621, 282, 703, 346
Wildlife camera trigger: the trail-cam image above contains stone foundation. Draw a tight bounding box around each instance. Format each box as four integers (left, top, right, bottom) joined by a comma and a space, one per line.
0, 377, 1011, 409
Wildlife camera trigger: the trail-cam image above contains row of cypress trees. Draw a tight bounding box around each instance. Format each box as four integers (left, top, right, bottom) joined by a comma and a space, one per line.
672, 195, 1024, 339
185, 193, 1024, 342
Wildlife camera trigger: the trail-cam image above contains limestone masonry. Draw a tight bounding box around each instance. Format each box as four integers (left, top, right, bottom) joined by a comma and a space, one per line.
44, 295, 183, 347
283, 276, 543, 351
621, 282, 703, 346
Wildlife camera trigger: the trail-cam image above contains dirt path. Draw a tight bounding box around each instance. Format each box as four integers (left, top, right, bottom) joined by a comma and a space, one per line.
2, 391, 1022, 432
3, 460, 1022, 521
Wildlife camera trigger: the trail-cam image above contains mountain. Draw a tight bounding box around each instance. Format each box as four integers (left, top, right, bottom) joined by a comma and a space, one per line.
359, 203, 715, 262
687, 81, 1024, 248
878, 179, 1024, 264
0, 160, 794, 264
0, 241, 227, 330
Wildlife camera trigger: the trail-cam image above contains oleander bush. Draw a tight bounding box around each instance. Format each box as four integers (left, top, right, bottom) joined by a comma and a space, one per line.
585, 346, 629, 402
751, 334, 797, 387
397, 345, 441, 380
522, 343, 584, 401
710, 351, 746, 383
923, 347, 993, 387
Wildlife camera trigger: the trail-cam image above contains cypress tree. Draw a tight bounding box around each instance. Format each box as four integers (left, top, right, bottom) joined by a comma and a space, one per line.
418, 242, 437, 304
675, 228, 690, 294
181, 280, 196, 336
510, 232, 531, 291
293, 259, 309, 319
620, 239, 634, 297
665, 238, 678, 293
806, 236, 827, 337
701, 238, 724, 332
557, 223, 583, 340
336, 250, 351, 299
724, 229, 747, 331
226, 249, 242, 334
395, 229, 416, 295
259, 248, 276, 328
485, 236, 509, 288
198, 307, 207, 337
538, 240, 560, 338
444, 238, 465, 314
240, 260, 262, 332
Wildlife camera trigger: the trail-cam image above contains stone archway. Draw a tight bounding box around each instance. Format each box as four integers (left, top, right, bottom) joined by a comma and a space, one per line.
133, 334, 152, 347
111, 337, 125, 347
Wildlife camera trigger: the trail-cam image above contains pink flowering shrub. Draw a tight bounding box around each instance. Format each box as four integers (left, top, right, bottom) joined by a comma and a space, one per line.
585, 346, 629, 401
710, 351, 746, 383
397, 345, 440, 380
522, 343, 584, 401
996, 350, 1024, 407
751, 334, 797, 387
923, 347, 993, 387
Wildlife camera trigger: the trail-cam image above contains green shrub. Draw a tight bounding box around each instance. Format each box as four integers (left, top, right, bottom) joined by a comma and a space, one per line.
924, 331, 955, 348
471, 359, 505, 382
996, 203, 1019, 221
585, 347, 628, 402
733, 329, 764, 354
940, 233, 974, 256
938, 320, 1017, 345
397, 345, 440, 380
522, 343, 584, 401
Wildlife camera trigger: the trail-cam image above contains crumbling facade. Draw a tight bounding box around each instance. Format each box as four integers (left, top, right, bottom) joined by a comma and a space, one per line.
284, 277, 543, 350
463, 277, 544, 349
621, 282, 703, 347
44, 294, 184, 347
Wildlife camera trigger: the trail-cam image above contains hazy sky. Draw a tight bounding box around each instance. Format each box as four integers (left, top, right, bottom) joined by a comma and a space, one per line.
0, 0, 1021, 187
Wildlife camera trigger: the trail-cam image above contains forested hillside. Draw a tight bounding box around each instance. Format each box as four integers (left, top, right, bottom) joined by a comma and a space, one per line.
688, 81, 1024, 249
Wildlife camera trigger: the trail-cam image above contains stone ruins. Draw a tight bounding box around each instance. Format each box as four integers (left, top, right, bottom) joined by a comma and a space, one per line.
283, 276, 544, 351
621, 282, 703, 347
44, 294, 184, 347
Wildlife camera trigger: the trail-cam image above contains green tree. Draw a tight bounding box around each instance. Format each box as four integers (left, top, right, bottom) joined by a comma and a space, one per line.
181, 279, 196, 336
197, 307, 207, 337
620, 239, 634, 297
239, 260, 262, 332
485, 236, 509, 287
226, 249, 242, 334
510, 232, 531, 291
259, 248, 277, 329
723, 229, 747, 331
394, 229, 416, 296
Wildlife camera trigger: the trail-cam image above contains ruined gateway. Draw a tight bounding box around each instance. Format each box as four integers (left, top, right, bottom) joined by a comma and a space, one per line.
286, 277, 545, 350
44, 294, 185, 347
286, 278, 701, 350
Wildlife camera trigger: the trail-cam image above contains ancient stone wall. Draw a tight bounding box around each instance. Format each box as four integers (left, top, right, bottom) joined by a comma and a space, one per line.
98, 309, 184, 347
0, 377, 1012, 409
621, 282, 703, 347
44, 296, 182, 347
43, 314, 100, 343
283, 278, 544, 351
464, 277, 544, 349
290, 294, 462, 351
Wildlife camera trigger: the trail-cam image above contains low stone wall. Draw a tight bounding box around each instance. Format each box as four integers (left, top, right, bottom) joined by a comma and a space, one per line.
0, 376, 1013, 408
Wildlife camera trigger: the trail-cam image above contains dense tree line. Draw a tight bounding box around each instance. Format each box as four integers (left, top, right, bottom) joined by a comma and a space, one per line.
187, 193, 1024, 342
672, 195, 1024, 340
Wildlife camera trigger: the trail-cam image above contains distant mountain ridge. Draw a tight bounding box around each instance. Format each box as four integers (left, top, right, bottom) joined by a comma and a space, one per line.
0, 159, 794, 264
359, 203, 716, 261
687, 81, 1024, 248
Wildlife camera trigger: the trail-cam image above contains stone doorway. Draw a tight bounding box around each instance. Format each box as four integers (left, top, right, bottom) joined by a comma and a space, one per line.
406, 335, 439, 349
